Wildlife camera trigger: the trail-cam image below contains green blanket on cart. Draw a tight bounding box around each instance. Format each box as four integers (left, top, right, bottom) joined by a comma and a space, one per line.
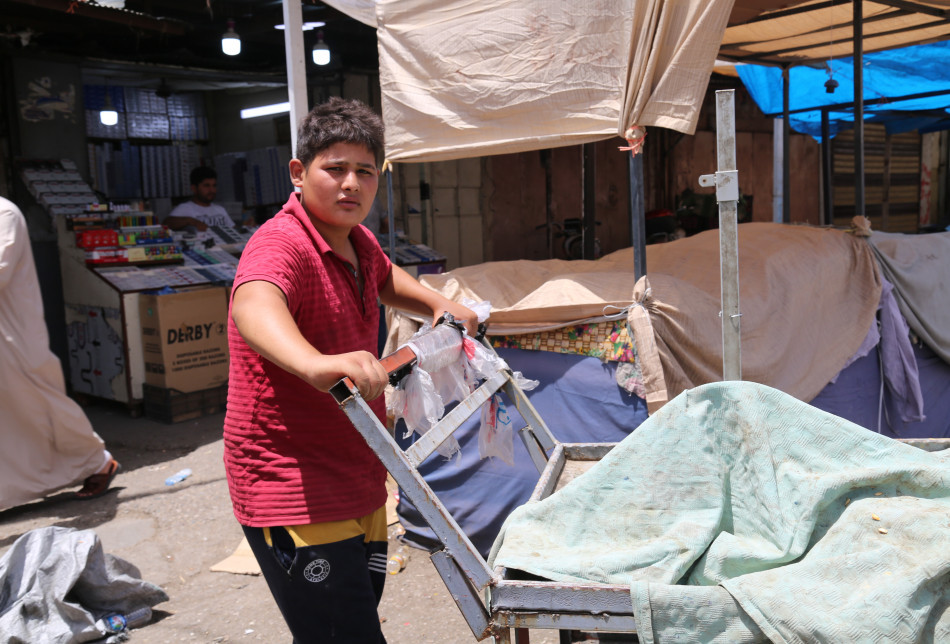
490, 381, 950, 643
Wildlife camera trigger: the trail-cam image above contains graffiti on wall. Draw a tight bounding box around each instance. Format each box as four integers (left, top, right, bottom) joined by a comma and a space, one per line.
19, 76, 76, 123
66, 304, 124, 399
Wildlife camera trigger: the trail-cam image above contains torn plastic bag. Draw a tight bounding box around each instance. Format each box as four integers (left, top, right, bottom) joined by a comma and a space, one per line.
479, 394, 516, 465
390, 324, 470, 459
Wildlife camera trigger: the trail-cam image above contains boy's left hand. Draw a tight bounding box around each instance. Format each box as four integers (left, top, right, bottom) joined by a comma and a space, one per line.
434, 301, 480, 337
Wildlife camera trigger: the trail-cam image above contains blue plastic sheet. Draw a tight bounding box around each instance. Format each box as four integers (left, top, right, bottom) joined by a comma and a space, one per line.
736, 40, 950, 140
396, 347, 649, 556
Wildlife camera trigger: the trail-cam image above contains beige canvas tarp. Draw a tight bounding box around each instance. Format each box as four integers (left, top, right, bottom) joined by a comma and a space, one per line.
387, 223, 881, 411
365, 0, 733, 162
630, 223, 880, 411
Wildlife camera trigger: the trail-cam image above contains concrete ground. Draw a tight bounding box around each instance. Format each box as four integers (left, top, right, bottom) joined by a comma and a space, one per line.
0, 399, 563, 644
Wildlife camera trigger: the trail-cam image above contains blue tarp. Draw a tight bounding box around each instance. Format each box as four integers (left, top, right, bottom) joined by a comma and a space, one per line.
736, 40, 950, 140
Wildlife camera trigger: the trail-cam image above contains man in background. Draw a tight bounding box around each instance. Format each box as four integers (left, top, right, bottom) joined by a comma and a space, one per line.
162, 166, 232, 231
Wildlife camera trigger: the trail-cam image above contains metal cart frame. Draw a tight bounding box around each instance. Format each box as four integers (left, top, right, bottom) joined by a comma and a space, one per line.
331, 322, 950, 643
331, 325, 640, 643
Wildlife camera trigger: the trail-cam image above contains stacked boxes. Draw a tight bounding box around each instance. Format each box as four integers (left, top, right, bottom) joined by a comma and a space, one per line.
85, 85, 210, 199
214, 146, 293, 207
20, 159, 98, 218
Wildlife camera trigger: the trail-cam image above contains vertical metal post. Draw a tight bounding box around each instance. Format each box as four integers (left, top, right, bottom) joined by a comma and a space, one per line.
386, 167, 396, 261
882, 132, 891, 230
282, 0, 308, 158
542, 150, 555, 259
853, 0, 866, 217
582, 143, 597, 259
772, 118, 783, 222
782, 66, 791, 224
716, 90, 741, 381
821, 109, 834, 226
419, 163, 431, 245
629, 153, 647, 281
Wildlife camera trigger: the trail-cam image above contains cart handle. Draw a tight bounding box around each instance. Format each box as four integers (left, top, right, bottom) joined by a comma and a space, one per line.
331, 314, 486, 402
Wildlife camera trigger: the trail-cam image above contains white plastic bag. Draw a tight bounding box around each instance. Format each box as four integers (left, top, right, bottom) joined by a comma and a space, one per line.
478, 394, 515, 465
387, 299, 538, 464
389, 324, 467, 459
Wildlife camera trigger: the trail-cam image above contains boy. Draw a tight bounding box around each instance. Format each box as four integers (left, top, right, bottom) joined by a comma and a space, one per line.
163, 166, 232, 231
224, 97, 476, 643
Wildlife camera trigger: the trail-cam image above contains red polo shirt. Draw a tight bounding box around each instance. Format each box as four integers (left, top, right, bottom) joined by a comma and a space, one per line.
224, 193, 392, 527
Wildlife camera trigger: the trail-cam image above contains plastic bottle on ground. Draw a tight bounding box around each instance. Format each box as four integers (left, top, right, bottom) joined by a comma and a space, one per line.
386, 546, 410, 575
125, 606, 153, 629
98, 613, 128, 633
164, 468, 192, 486
97, 606, 152, 633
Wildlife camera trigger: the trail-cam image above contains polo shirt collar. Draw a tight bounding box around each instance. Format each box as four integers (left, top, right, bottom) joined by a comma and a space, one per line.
282, 193, 372, 261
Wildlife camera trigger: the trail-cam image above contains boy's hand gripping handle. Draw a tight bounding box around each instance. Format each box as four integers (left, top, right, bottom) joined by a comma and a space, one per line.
330, 346, 418, 403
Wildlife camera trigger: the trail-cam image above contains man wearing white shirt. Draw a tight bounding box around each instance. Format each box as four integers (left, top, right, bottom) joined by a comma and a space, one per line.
163, 166, 232, 231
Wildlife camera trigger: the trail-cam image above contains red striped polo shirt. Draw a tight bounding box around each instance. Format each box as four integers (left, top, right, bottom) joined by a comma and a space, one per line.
224, 193, 391, 527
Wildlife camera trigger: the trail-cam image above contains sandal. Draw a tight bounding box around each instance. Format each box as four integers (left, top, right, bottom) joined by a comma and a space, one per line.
76, 459, 121, 499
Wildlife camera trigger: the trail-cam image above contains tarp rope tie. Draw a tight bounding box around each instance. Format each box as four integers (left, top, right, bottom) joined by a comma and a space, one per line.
618, 125, 647, 156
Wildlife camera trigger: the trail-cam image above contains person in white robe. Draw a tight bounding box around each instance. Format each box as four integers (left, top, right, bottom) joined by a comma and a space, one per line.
0, 196, 119, 511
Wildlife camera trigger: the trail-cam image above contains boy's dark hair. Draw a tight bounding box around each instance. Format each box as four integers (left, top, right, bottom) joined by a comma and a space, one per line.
190, 166, 217, 186
296, 97, 384, 168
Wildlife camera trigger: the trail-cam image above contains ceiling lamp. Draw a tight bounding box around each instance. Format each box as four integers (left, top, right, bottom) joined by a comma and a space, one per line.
100, 88, 118, 126
222, 19, 241, 56
312, 31, 330, 66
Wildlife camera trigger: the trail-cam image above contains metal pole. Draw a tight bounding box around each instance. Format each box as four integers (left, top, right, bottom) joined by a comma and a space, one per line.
853, 0, 865, 217
419, 164, 431, 245
821, 109, 834, 226
282, 0, 309, 157
701, 90, 742, 382
628, 153, 646, 281
542, 150, 555, 259
386, 167, 396, 261
582, 143, 597, 259
772, 118, 783, 222
782, 66, 791, 224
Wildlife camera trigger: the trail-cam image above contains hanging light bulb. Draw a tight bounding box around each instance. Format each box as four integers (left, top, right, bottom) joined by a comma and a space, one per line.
312, 30, 330, 66
100, 87, 118, 126
824, 5, 837, 95
222, 19, 241, 56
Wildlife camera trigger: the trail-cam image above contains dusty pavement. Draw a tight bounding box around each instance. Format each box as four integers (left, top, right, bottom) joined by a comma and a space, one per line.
0, 399, 561, 644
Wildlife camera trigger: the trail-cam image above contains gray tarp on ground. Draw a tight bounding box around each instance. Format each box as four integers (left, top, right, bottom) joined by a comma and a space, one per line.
490, 381, 950, 643
870, 231, 950, 366
0, 526, 168, 643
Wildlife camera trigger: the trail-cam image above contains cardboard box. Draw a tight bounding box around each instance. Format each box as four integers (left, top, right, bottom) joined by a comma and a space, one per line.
139, 286, 229, 393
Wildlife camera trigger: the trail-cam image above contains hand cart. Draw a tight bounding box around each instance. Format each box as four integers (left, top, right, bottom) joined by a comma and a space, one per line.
331, 319, 641, 643
331, 319, 950, 643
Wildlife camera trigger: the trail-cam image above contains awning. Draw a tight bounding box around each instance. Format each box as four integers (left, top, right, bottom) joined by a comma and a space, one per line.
365, 0, 733, 163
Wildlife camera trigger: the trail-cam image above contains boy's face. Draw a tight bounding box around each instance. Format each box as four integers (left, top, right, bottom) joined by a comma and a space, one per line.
290, 142, 379, 237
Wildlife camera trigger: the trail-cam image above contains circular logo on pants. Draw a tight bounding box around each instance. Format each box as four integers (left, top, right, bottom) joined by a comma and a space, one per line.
303, 559, 330, 583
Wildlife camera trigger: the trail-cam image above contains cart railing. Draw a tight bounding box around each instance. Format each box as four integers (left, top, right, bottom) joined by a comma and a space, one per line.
330, 318, 565, 641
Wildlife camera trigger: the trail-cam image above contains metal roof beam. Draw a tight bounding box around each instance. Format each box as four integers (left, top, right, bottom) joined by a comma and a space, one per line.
727, 16, 947, 60
874, 0, 950, 18
761, 86, 950, 117
6, 0, 189, 35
